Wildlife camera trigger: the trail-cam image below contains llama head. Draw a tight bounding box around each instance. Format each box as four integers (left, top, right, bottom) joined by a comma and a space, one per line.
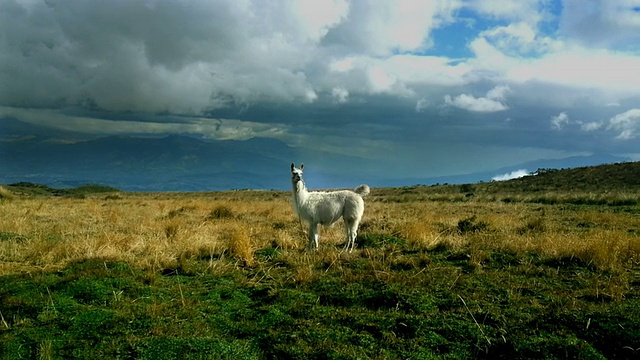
291, 162, 304, 188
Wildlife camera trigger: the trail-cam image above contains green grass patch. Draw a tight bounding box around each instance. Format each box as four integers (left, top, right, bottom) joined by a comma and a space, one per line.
0, 231, 28, 243
1, 247, 638, 359
356, 233, 406, 248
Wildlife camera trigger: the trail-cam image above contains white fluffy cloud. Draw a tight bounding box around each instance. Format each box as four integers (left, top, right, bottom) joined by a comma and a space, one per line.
608, 108, 640, 140
466, 0, 545, 24
465, 12, 640, 108
480, 22, 563, 55
444, 85, 510, 112
325, 0, 462, 55
552, 108, 640, 141
551, 112, 570, 130
581, 121, 603, 132
331, 87, 349, 103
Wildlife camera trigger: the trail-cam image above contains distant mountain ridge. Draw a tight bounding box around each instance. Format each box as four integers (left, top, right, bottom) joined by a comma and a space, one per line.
1, 133, 297, 191
1, 118, 634, 191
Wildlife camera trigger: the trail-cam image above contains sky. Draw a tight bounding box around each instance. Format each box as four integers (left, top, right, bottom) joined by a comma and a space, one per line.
2, 0, 640, 182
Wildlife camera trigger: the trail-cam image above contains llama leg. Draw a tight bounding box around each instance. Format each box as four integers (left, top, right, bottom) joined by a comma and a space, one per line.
342, 221, 350, 251
343, 229, 352, 251
308, 223, 319, 250
349, 229, 357, 252
350, 218, 361, 252
343, 233, 350, 252
343, 219, 358, 252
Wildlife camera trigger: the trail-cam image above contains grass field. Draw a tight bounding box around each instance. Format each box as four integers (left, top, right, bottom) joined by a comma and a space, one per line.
1, 176, 640, 358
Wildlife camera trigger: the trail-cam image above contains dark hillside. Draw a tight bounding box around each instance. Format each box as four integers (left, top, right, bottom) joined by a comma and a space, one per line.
369, 161, 640, 205
6, 182, 120, 197
482, 161, 640, 193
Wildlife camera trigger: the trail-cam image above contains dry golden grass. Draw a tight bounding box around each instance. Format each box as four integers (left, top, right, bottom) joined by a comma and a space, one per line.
0, 186, 15, 201
0, 189, 639, 276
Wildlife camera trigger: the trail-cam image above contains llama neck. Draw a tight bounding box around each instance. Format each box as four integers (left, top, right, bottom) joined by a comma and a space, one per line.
292, 180, 309, 207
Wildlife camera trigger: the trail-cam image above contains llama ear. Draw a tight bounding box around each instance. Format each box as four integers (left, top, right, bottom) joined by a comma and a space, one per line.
300, 163, 304, 170
291, 163, 295, 171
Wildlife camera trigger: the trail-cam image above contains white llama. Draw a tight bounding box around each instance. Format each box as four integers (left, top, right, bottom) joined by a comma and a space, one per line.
290, 163, 370, 252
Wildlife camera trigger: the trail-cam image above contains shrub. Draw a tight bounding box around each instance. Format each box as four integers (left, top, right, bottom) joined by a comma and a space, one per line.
0, 186, 15, 201
208, 205, 235, 220
457, 216, 489, 234
67, 184, 121, 194
166, 207, 191, 219
164, 223, 180, 239
518, 217, 546, 234
459, 184, 475, 196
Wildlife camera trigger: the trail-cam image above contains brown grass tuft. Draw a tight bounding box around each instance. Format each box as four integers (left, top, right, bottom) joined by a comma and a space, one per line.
0, 186, 15, 201
397, 220, 439, 250
273, 229, 299, 250
207, 204, 235, 220
224, 222, 255, 266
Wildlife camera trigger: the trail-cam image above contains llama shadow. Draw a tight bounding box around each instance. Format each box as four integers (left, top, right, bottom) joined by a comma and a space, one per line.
344, 233, 406, 249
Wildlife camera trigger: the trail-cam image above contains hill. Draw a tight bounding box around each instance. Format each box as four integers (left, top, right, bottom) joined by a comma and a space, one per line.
368, 161, 640, 207
5, 182, 120, 197
482, 161, 640, 193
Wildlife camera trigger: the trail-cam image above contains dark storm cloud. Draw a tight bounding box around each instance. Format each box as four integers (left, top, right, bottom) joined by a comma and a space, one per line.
0, 0, 330, 112
2, 0, 640, 180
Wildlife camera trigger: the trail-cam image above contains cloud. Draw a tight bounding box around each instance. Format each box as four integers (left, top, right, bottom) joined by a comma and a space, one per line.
444, 94, 508, 112
331, 87, 349, 103
551, 112, 570, 130
0, 0, 349, 113
415, 98, 429, 112
560, 0, 640, 48
1, 0, 640, 183
288, 0, 350, 42
466, 19, 640, 106
511, 48, 640, 95
564, 108, 640, 141
0, 0, 470, 115
549, 108, 640, 141
3, 0, 639, 119
324, 0, 462, 56
466, 0, 545, 24
0, 106, 286, 141
444, 85, 510, 112
607, 108, 640, 140
581, 121, 603, 132
327, 54, 470, 100
480, 22, 563, 55
485, 84, 510, 101
492, 169, 530, 181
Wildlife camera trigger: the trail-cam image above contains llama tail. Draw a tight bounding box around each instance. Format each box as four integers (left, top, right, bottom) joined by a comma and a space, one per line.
354, 184, 370, 197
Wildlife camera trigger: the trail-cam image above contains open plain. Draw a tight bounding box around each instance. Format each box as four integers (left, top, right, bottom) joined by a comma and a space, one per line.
1, 164, 640, 359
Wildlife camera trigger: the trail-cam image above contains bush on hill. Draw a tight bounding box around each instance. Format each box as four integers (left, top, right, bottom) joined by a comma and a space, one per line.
6, 182, 120, 196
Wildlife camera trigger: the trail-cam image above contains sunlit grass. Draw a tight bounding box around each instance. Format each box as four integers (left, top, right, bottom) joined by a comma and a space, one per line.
0, 189, 639, 275
1, 186, 639, 358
